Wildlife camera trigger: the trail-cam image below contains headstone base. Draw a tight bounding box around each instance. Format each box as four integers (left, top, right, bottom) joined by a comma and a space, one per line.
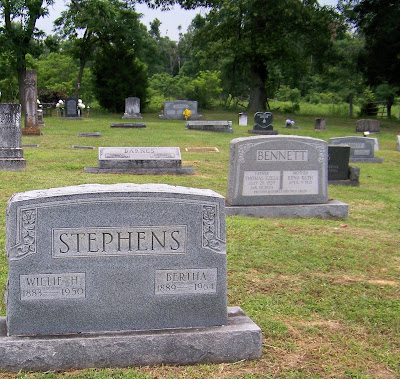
0, 307, 261, 373
350, 157, 383, 163
329, 166, 360, 187
122, 114, 142, 119
0, 159, 26, 171
248, 130, 278, 135
21, 127, 41, 136
226, 200, 348, 219
111, 123, 146, 128
84, 166, 195, 175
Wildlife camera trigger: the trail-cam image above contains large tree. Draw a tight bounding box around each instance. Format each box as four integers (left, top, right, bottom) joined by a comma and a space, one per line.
177, 0, 336, 111
0, 0, 54, 108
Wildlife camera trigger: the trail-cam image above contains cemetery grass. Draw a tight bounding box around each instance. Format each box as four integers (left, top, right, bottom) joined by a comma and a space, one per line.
1, 111, 399, 378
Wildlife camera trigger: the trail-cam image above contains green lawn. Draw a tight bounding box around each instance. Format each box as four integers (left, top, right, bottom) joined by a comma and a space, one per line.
1, 110, 400, 378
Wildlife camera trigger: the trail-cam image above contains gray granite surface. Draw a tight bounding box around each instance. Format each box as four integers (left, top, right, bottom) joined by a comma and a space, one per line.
185, 121, 233, 133
6, 183, 226, 336
122, 97, 142, 119
329, 136, 383, 163
159, 100, 202, 120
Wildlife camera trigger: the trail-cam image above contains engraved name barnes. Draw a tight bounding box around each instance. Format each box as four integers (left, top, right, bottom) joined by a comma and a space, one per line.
52, 226, 187, 257
256, 150, 308, 162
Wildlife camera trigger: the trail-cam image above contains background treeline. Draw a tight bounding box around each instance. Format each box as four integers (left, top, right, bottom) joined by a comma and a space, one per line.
0, 0, 399, 117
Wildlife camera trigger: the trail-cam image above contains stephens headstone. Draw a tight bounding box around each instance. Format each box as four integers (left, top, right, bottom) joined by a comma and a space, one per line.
1, 183, 262, 371
225, 136, 348, 218
65, 98, 82, 119
314, 118, 326, 131
356, 119, 380, 133
329, 136, 383, 163
249, 112, 278, 135
159, 100, 202, 120
22, 70, 41, 136
238, 113, 248, 126
122, 97, 142, 119
0, 104, 26, 171
84, 147, 194, 175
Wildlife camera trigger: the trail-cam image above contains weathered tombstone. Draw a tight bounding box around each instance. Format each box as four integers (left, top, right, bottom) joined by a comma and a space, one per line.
22, 70, 41, 136
111, 122, 146, 128
122, 97, 142, 119
225, 135, 348, 218
238, 112, 248, 126
327, 145, 359, 186
397, 135, 400, 151
1, 183, 262, 371
248, 112, 278, 135
0, 104, 26, 171
356, 119, 380, 133
159, 100, 202, 120
329, 136, 383, 163
185, 120, 233, 133
65, 98, 82, 119
314, 118, 326, 131
84, 147, 195, 175
37, 108, 45, 126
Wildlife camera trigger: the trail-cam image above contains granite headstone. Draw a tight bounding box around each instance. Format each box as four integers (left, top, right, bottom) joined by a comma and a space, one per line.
225, 136, 349, 218
159, 100, 202, 120
397, 135, 400, 151
185, 120, 233, 133
328, 136, 383, 163
238, 113, 248, 126
0, 103, 26, 170
328, 145, 350, 180
314, 118, 326, 131
249, 112, 278, 135
84, 147, 194, 174
65, 98, 82, 119
122, 97, 142, 119
2, 183, 262, 371
356, 119, 380, 133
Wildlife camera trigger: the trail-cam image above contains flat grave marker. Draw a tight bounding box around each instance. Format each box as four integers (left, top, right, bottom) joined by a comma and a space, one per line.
185, 120, 233, 133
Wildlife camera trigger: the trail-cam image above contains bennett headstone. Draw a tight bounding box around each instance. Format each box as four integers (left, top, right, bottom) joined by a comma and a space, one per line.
329, 136, 383, 163
328, 145, 350, 181
122, 97, 142, 119
249, 112, 278, 135
0, 103, 26, 171
5, 183, 227, 336
22, 70, 41, 135
226, 135, 328, 206
160, 100, 202, 120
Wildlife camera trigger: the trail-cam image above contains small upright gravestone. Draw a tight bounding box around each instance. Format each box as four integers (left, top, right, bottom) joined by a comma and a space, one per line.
122, 97, 142, 119
0, 104, 26, 171
329, 136, 383, 163
84, 146, 194, 175
238, 112, 248, 126
397, 135, 400, 151
356, 119, 380, 133
314, 118, 326, 131
328, 145, 360, 186
159, 100, 202, 120
248, 112, 278, 135
22, 70, 41, 136
64, 98, 82, 119
225, 135, 348, 218
1, 183, 262, 371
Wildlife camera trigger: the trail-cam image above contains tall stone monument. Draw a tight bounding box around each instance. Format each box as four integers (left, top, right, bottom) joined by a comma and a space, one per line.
22, 70, 41, 136
0, 104, 26, 170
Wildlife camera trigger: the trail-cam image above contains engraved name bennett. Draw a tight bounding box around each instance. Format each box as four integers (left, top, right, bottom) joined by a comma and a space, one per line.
52, 226, 187, 257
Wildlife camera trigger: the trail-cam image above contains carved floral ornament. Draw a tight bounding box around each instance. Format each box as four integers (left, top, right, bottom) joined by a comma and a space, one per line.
202, 205, 225, 252
9, 209, 37, 260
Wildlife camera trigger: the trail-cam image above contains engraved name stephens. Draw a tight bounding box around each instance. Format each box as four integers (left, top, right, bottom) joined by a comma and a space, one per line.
52, 226, 187, 257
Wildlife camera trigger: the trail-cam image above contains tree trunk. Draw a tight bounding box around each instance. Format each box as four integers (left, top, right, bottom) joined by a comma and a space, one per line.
247, 60, 267, 112
17, 66, 27, 114
74, 59, 86, 98
387, 96, 393, 118
348, 93, 353, 118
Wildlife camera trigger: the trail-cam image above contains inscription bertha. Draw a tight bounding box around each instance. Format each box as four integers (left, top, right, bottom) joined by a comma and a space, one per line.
52, 226, 187, 257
